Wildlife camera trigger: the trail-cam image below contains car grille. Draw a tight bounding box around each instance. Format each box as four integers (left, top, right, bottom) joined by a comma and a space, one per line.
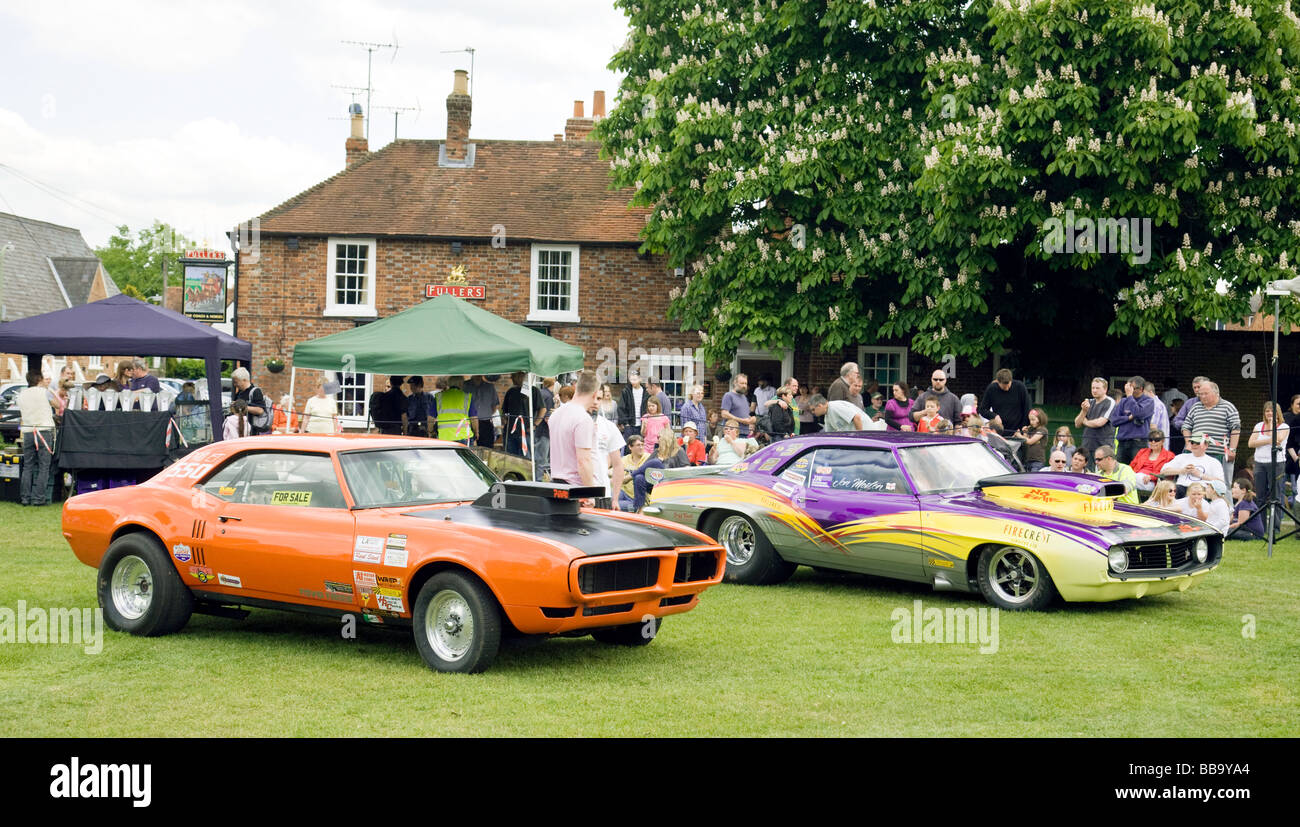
583, 603, 633, 617
659, 595, 694, 608
578, 558, 659, 595
673, 551, 718, 583
1125, 540, 1194, 571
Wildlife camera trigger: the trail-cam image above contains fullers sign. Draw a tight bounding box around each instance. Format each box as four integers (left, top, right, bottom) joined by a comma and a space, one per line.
426, 264, 485, 300
426, 283, 485, 299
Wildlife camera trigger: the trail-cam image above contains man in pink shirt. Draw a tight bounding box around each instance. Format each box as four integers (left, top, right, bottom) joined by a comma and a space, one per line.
547, 371, 599, 487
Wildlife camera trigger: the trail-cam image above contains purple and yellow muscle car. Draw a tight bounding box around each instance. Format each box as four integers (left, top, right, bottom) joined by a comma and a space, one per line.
644, 432, 1221, 610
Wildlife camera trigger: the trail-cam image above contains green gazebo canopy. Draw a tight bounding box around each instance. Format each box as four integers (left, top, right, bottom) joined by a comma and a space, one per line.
291, 295, 585, 377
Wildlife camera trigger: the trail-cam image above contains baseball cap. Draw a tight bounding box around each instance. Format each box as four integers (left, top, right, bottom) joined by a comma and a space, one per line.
681, 421, 698, 432
1188, 433, 1209, 444
1208, 479, 1228, 496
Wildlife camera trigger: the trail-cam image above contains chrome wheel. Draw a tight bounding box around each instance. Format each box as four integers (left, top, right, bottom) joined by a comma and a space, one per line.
718, 515, 756, 567
110, 554, 153, 620
426, 589, 474, 662
986, 546, 1041, 605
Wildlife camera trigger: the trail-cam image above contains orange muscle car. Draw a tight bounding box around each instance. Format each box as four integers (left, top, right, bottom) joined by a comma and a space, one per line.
62, 435, 725, 672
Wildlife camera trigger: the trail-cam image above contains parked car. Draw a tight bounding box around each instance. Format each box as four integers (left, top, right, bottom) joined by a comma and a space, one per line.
0, 382, 24, 443
645, 432, 1222, 610
62, 435, 725, 672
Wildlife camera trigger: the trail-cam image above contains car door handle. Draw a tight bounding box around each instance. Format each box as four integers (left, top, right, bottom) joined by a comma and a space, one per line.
218, 515, 242, 522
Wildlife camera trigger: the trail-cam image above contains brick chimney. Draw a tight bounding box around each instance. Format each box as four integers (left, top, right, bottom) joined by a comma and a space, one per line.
445, 69, 472, 161
345, 103, 368, 168
564, 91, 605, 141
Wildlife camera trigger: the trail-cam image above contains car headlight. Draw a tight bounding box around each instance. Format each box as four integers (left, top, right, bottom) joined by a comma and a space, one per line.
1195, 538, 1208, 563
1108, 547, 1129, 573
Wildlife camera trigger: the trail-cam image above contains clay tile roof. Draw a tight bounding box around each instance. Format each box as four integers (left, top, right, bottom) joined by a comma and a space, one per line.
251, 139, 651, 244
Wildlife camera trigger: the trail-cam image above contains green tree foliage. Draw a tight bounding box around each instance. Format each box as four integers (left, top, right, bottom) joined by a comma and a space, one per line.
598, 0, 1300, 375
96, 221, 196, 300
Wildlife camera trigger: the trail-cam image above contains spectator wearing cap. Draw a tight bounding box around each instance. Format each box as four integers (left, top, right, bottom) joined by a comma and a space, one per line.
1201, 479, 1233, 534
1129, 429, 1175, 492
1159, 433, 1224, 498
1181, 381, 1241, 482
300, 379, 340, 434
1110, 375, 1154, 465
1093, 445, 1139, 504
867, 391, 887, 424
679, 421, 707, 465
1074, 377, 1117, 471
979, 368, 1032, 437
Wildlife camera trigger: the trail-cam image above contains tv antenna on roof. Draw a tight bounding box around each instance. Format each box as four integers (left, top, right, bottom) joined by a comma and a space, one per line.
373, 100, 422, 142
440, 47, 476, 95
342, 36, 399, 141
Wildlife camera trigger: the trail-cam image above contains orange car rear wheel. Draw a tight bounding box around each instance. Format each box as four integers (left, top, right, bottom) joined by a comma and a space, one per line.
413, 571, 502, 673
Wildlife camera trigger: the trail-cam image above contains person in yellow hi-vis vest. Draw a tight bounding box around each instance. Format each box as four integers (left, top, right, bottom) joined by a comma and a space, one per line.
435, 375, 478, 445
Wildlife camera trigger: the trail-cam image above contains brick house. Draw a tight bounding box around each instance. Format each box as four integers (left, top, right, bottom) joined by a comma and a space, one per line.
234, 71, 703, 430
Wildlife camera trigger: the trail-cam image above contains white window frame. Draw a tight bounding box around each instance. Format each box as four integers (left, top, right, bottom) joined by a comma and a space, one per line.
324, 237, 378, 318
328, 369, 372, 431
857, 346, 908, 389
731, 340, 793, 386
527, 244, 580, 323
647, 353, 696, 424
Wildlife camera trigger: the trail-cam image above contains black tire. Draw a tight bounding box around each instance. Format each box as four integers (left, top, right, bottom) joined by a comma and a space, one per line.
591, 616, 661, 646
97, 532, 194, 636
708, 512, 796, 585
412, 571, 502, 673
976, 545, 1057, 611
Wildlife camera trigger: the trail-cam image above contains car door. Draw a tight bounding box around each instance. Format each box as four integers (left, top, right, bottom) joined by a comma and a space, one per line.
190, 451, 358, 608
792, 447, 925, 581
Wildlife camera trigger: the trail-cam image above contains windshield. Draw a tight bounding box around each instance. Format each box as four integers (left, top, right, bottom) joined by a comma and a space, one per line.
897, 442, 1012, 495
339, 447, 497, 508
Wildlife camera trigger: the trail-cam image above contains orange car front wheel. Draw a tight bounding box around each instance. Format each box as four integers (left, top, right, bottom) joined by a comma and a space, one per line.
413, 572, 502, 674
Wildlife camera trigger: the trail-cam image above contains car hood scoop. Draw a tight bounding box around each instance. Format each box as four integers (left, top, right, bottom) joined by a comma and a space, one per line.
974, 472, 1126, 521
403, 481, 698, 555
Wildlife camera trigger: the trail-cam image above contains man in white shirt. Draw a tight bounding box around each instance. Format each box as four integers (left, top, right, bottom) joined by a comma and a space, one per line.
1159, 434, 1224, 497
590, 410, 626, 509
809, 395, 867, 431
18, 371, 57, 506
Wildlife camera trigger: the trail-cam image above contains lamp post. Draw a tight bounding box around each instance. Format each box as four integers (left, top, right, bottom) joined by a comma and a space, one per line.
0, 241, 15, 322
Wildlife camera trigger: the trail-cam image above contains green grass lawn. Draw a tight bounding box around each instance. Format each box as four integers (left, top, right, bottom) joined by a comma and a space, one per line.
1, 500, 1296, 737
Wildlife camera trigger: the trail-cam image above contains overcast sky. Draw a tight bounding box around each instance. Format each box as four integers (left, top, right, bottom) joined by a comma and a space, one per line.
0, 0, 632, 251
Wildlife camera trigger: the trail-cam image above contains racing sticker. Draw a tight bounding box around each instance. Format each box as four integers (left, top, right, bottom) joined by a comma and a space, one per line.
187, 565, 215, 584
927, 557, 955, 568
758, 458, 780, 472
1002, 523, 1051, 551
218, 486, 236, 497
217, 573, 242, 588
353, 536, 384, 564
386, 533, 407, 550
361, 613, 384, 624
780, 469, 805, 484
172, 543, 193, 563
271, 490, 312, 506
376, 574, 403, 589
375, 594, 405, 613
772, 481, 798, 498
324, 580, 353, 596
791, 456, 810, 471
383, 547, 409, 568
353, 571, 378, 589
